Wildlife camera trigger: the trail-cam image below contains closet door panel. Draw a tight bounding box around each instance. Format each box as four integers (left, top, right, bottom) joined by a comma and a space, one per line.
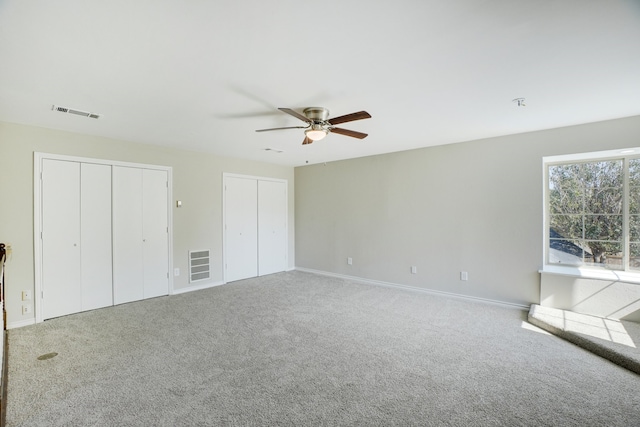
225, 177, 258, 282
41, 159, 81, 320
113, 167, 144, 305
258, 180, 287, 276
142, 169, 169, 299
80, 163, 113, 311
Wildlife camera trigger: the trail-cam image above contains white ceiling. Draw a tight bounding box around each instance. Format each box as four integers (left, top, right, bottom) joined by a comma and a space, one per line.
1, 1, 639, 167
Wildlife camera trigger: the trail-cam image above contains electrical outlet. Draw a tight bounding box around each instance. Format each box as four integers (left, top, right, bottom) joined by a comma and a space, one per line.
460, 271, 469, 281
22, 305, 32, 315
411, 266, 417, 274
22, 290, 32, 301
174, 268, 180, 277
347, 257, 353, 265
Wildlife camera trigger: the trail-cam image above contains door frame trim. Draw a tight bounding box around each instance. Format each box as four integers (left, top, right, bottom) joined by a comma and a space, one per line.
34, 152, 174, 323
222, 173, 288, 284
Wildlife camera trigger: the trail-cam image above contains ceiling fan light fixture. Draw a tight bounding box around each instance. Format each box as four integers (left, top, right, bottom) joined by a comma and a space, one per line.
305, 126, 328, 141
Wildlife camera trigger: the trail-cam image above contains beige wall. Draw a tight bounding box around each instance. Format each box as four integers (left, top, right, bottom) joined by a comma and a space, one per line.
0, 121, 294, 327
295, 115, 640, 308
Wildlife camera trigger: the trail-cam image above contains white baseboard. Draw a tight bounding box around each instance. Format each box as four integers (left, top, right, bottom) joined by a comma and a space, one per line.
7, 318, 36, 330
171, 280, 225, 295
295, 267, 529, 311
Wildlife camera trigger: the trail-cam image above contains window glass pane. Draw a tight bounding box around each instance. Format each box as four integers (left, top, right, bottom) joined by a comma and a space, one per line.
549, 187, 585, 214
582, 241, 622, 269
549, 215, 583, 240
549, 164, 582, 190
629, 159, 640, 187
630, 186, 640, 215
631, 215, 640, 242
548, 238, 584, 265
583, 161, 622, 189
584, 187, 622, 214
630, 243, 640, 270
584, 215, 622, 240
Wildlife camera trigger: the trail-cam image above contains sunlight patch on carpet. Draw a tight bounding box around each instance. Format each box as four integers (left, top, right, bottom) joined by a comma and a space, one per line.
520, 321, 551, 335
533, 305, 636, 348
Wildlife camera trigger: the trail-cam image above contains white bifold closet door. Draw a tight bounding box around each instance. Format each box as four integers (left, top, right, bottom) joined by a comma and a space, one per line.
142, 168, 170, 299
224, 176, 287, 283
113, 167, 169, 305
257, 180, 287, 276
225, 176, 259, 282
80, 163, 113, 311
41, 160, 112, 320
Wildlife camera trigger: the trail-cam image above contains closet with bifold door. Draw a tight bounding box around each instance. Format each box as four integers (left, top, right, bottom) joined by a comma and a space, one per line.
112, 166, 169, 305
36, 154, 171, 322
224, 174, 287, 283
41, 159, 113, 320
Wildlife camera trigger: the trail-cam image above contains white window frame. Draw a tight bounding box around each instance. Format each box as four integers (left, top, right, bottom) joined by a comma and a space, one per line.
542, 147, 640, 284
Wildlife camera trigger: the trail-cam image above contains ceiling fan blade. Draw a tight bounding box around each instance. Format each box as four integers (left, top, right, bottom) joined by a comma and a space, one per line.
330, 127, 368, 139
278, 108, 311, 123
302, 136, 313, 145
327, 111, 371, 125
255, 126, 308, 132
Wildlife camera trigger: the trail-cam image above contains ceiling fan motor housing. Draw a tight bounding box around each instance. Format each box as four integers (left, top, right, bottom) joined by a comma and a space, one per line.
303, 107, 330, 123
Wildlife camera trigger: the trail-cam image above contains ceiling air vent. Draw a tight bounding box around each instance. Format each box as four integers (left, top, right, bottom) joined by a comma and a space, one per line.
52, 105, 100, 119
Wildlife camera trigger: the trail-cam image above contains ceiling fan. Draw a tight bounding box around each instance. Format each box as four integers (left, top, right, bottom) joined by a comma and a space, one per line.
255, 107, 371, 145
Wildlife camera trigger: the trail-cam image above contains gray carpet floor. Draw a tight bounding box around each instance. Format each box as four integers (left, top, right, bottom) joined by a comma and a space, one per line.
5, 271, 640, 426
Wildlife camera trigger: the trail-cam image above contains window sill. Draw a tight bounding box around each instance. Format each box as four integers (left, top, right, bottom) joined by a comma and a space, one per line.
540, 265, 640, 285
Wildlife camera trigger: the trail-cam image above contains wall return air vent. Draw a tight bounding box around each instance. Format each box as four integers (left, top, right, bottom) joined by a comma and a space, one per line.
52, 105, 100, 119
189, 250, 210, 283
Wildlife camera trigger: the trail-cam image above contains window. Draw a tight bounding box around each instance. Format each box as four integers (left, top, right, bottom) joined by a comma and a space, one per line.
545, 150, 640, 273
